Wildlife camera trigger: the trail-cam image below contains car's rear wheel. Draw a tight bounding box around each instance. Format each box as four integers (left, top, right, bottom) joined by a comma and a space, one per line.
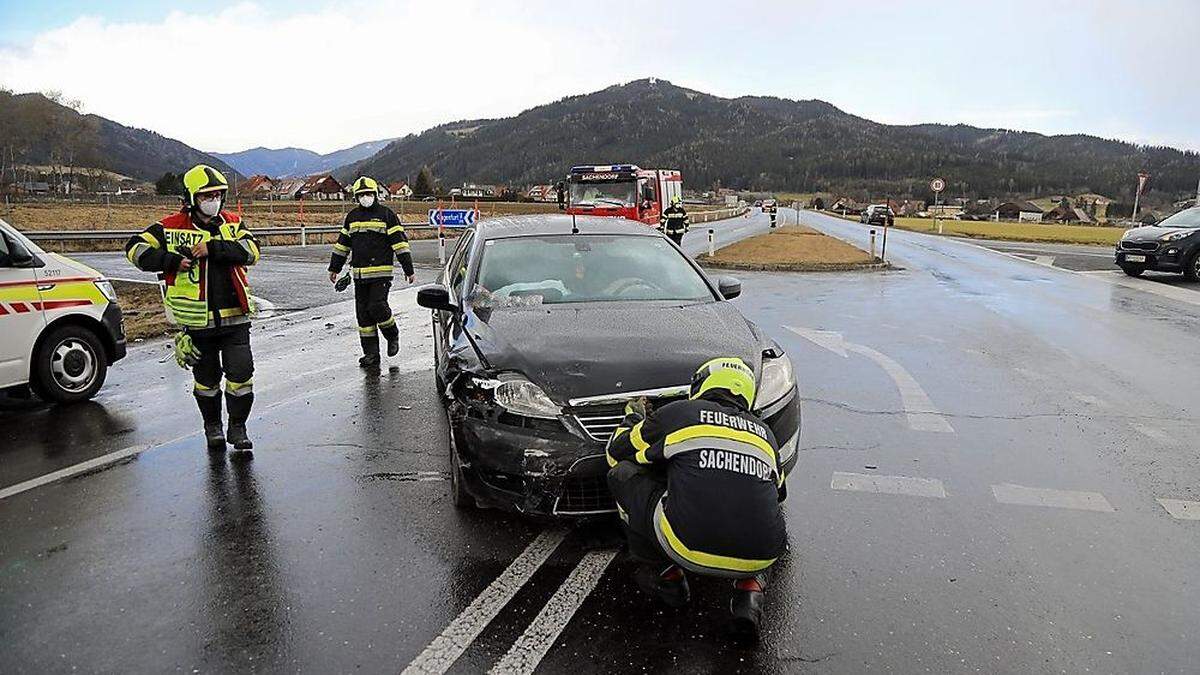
1184, 251, 1200, 281
446, 412, 476, 509
32, 325, 107, 404
1120, 264, 1146, 277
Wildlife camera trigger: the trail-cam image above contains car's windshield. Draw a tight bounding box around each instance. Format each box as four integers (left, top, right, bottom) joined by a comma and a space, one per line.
569, 181, 636, 207
1158, 207, 1200, 229
471, 234, 714, 307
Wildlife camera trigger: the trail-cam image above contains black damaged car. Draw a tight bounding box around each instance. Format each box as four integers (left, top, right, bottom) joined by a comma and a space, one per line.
1115, 206, 1200, 279
418, 215, 801, 517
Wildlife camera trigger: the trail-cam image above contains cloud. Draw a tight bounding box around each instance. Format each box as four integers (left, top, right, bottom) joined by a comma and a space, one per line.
0, 1, 646, 153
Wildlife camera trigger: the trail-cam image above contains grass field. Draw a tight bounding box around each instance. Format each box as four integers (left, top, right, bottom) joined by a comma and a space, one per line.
112, 280, 171, 341
885, 216, 1124, 245
699, 225, 876, 271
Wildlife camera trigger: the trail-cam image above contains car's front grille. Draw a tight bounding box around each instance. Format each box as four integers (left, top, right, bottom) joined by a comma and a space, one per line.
574, 407, 626, 442
554, 473, 616, 515
1121, 240, 1159, 251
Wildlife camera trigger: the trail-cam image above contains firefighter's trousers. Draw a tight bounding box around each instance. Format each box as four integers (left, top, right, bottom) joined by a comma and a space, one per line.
608, 461, 671, 566
355, 279, 398, 356
190, 323, 255, 429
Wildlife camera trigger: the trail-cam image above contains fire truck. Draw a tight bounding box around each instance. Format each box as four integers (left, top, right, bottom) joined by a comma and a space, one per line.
563, 164, 682, 226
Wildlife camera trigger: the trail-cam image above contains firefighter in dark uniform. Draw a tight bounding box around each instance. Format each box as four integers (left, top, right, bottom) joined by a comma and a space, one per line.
606, 357, 787, 642
125, 165, 260, 452
328, 176, 416, 368
660, 195, 689, 246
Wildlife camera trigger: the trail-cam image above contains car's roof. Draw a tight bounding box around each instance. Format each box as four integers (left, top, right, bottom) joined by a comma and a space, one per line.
471, 214, 660, 240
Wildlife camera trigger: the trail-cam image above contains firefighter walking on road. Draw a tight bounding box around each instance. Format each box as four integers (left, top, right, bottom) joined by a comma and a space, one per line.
660, 195, 689, 246
125, 164, 261, 452
329, 176, 416, 369
606, 357, 788, 643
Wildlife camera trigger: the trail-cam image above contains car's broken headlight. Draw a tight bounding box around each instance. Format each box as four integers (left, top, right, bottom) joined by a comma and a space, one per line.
474, 373, 562, 419
756, 354, 796, 411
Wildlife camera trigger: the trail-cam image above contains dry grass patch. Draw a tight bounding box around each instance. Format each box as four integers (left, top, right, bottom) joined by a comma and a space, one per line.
889, 217, 1124, 246
699, 226, 879, 272
113, 280, 172, 341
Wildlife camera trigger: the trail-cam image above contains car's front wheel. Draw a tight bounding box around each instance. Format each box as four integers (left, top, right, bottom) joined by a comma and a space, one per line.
1120, 264, 1146, 277
446, 412, 476, 509
1184, 251, 1200, 281
31, 325, 108, 404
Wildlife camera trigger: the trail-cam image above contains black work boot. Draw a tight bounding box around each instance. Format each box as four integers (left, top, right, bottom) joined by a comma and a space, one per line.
358, 353, 381, 369
381, 321, 400, 357
730, 576, 766, 644
225, 392, 254, 451
196, 394, 226, 452
634, 564, 690, 608
359, 332, 381, 368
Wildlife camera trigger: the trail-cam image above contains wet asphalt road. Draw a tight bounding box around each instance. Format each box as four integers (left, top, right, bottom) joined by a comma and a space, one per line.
4, 209, 1200, 672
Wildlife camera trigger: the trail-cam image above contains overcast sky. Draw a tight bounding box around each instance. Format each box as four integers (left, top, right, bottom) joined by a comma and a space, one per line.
1, 0, 1197, 155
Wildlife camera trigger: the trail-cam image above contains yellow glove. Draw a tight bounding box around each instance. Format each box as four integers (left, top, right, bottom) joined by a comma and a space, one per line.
174, 332, 202, 369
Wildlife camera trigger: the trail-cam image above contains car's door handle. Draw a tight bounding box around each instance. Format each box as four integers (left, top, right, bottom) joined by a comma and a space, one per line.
37, 284, 55, 292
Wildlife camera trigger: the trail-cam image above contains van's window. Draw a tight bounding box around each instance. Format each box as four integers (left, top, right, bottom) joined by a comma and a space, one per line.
0, 233, 11, 267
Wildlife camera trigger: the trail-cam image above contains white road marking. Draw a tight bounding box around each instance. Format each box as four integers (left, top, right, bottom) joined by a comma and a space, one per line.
1032, 255, 1056, 267
786, 326, 954, 433
1108, 275, 1200, 308
1131, 423, 1173, 444
991, 483, 1114, 512
0, 444, 151, 501
1070, 392, 1108, 408
403, 530, 568, 675
488, 549, 618, 675
831, 471, 947, 499
1156, 499, 1200, 520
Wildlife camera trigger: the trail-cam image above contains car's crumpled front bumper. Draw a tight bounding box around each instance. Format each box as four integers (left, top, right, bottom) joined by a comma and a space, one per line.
447, 387, 801, 519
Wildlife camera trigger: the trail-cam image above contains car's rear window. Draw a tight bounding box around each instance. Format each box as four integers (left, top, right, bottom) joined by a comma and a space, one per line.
472, 234, 713, 307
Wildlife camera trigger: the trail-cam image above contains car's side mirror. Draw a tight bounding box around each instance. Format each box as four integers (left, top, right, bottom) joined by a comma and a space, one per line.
717, 276, 742, 300
417, 284, 459, 313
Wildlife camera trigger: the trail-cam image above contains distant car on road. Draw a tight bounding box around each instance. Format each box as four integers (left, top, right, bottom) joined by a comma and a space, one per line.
1115, 206, 1200, 279
418, 214, 801, 517
861, 204, 894, 226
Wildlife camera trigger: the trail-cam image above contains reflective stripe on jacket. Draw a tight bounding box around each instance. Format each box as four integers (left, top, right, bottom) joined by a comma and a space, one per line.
329, 204, 415, 280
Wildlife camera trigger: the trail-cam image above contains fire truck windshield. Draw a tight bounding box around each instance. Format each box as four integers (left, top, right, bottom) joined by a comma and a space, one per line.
569, 181, 636, 208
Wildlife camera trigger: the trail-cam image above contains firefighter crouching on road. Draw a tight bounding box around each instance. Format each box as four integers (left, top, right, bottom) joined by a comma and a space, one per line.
660, 195, 689, 246
606, 357, 787, 642
329, 176, 416, 368
125, 164, 260, 452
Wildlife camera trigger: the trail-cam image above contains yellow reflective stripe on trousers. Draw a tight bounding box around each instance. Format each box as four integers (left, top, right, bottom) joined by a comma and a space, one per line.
225, 378, 254, 396
359, 325, 378, 335
656, 506, 776, 573
378, 316, 396, 328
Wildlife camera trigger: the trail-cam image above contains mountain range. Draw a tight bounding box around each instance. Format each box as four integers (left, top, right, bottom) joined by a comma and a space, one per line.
0, 90, 239, 183
346, 79, 1200, 204
211, 138, 394, 178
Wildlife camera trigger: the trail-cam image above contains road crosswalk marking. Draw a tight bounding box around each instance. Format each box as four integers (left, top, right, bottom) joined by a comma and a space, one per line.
991, 483, 1114, 512
831, 471, 947, 498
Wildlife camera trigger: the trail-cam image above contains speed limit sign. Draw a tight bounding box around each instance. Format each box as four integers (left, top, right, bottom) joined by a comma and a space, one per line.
930, 177, 946, 193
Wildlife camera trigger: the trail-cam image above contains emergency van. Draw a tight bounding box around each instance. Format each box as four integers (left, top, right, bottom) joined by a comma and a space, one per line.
564, 164, 683, 226
0, 218, 126, 403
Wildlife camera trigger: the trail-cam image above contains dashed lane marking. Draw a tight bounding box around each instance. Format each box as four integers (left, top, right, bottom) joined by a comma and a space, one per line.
1156, 499, 1200, 520
831, 471, 947, 499
991, 483, 1114, 512
488, 549, 619, 675
402, 530, 568, 675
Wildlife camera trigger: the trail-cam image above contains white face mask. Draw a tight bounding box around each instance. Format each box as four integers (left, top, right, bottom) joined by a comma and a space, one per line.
197, 195, 222, 217
358, 194, 376, 208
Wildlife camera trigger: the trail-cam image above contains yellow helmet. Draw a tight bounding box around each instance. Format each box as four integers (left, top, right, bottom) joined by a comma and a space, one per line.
350, 176, 379, 196
182, 164, 229, 206
671, 195, 682, 206
690, 357, 756, 409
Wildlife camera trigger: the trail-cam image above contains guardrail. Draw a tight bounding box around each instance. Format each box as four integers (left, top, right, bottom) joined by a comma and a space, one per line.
21, 205, 750, 247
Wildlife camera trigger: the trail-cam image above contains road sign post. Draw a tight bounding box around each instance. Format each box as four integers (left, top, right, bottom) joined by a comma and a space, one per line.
930, 177, 946, 235
1132, 172, 1150, 226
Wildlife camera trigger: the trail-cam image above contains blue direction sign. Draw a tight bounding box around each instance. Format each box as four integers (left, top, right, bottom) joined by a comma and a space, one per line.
428, 209, 478, 227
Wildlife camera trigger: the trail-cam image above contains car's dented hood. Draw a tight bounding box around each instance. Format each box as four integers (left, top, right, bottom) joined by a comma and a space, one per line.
470, 300, 766, 404
1121, 226, 1196, 242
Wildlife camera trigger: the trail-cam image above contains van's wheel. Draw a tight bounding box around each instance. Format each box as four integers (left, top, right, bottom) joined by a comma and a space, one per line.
32, 325, 107, 404
446, 413, 476, 509
1120, 264, 1146, 277
1185, 252, 1200, 281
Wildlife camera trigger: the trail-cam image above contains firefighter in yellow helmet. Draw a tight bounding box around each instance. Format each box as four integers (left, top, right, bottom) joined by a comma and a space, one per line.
659, 195, 689, 246
329, 176, 415, 368
125, 165, 261, 452
606, 357, 787, 643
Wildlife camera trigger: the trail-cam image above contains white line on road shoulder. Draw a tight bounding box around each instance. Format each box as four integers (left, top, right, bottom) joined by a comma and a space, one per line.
402, 529, 568, 675
488, 549, 618, 675
831, 471, 947, 498
991, 483, 1114, 512
1156, 499, 1200, 521
0, 444, 150, 501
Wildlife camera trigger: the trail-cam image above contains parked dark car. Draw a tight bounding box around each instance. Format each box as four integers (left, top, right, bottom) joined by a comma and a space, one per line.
1115, 206, 1200, 279
418, 215, 801, 518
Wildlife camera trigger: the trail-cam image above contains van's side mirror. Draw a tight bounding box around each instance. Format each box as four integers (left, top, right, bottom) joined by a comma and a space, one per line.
417, 284, 459, 313
717, 276, 742, 300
